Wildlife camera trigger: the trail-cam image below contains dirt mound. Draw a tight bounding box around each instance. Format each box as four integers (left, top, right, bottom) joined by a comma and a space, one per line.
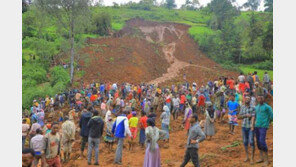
78, 36, 169, 84
78, 18, 238, 86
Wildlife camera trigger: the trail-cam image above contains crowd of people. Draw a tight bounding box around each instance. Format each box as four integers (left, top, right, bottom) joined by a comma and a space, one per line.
22, 71, 273, 167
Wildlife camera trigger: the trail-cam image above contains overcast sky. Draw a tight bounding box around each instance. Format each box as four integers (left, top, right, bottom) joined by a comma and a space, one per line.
100, 0, 265, 11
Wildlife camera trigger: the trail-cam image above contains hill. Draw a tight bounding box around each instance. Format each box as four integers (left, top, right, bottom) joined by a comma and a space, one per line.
74, 18, 238, 86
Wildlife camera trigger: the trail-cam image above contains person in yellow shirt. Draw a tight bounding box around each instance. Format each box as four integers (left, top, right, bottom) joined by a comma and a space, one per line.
45, 96, 51, 107
128, 112, 138, 150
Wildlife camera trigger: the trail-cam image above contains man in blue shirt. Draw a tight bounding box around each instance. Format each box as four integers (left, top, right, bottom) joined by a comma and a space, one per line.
254, 95, 273, 166
112, 111, 131, 165
227, 94, 240, 135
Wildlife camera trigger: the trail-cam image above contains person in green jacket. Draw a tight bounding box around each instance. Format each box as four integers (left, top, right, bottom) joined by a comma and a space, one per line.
254, 95, 273, 166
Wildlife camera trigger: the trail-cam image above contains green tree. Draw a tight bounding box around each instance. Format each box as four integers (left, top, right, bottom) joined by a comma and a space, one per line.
264, 0, 273, 12
263, 21, 273, 52
22, 0, 28, 13
208, 0, 239, 30
50, 66, 70, 86
93, 12, 111, 36
35, 0, 91, 84
249, 13, 263, 46
181, 0, 200, 10
243, 0, 261, 11
220, 20, 242, 63
165, 0, 176, 9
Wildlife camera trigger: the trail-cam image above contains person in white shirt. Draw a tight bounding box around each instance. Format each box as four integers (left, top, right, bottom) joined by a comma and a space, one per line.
30, 129, 44, 166
22, 119, 30, 150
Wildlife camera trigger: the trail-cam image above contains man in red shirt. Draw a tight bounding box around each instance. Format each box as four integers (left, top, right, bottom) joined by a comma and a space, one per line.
180, 94, 186, 113
90, 94, 97, 106
227, 77, 235, 94
138, 87, 142, 101
198, 93, 206, 115
139, 111, 148, 148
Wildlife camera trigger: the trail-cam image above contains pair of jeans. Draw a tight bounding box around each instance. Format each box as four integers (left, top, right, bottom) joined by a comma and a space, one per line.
242, 127, 255, 148
180, 147, 200, 167
192, 105, 197, 114
255, 127, 268, 152
173, 106, 179, 119
115, 138, 124, 163
88, 137, 100, 164
81, 136, 88, 152
22, 136, 26, 150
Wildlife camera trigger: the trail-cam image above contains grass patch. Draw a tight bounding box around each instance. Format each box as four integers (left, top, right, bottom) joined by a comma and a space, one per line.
221, 141, 241, 151
111, 22, 124, 31
239, 65, 273, 81
188, 26, 215, 41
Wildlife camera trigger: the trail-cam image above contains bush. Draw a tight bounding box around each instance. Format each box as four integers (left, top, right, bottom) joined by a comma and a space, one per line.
50, 66, 70, 86
93, 13, 111, 36
128, 1, 152, 11
221, 62, 242, 72
53, 81, 67, 94
22, 63, 48, 84
22, 79, 37, 89
22, 83, 55, 110
251, 60, 273, 70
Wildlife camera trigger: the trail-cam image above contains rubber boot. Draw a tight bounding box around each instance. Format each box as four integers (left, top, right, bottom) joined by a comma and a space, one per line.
63, 152, 67, 163
256, 150, 264, 163
67, 153, 70, 162
250, 147, 255, 164
244, 146, 249, 162
231, 125, 235, 135
264, 151, 269, 166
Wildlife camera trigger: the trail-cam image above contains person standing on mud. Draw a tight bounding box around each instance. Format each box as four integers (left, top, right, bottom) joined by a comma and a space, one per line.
87, 110, 104, 165
43, 122, 62, 167
172, 94, 180, 120
61, 116, 76, 163
139, 111, 148, 148
160, 105, 170, 143
227, 94, 240, 135
238, 96, 256, 164
112, 110, 132, 165
180, 114, 205, 167
30, 129, 44, 167
78, 107, 92, 159
183, 103, 193, 134
204, 102, 216, 140
143, 118, 161, 167
254, 95, 273, 166
22, 119, 30, 150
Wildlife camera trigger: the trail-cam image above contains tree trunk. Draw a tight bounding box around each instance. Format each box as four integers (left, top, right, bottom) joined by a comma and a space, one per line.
70, 36, 74, 84
70, 19, 75, 85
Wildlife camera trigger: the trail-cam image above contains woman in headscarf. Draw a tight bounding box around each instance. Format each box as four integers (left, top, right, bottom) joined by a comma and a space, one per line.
183, 102, 192, 134
143, 118, 161, 167
204, 102, 216, 140
160, 105, 170, 142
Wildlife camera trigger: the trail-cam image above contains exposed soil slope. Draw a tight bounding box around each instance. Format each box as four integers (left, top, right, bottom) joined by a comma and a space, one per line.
78, 18, 238, 86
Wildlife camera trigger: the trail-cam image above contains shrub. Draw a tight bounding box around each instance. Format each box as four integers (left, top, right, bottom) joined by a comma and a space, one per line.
50, 66, 70, 86
221, 62, 242, 72
22, 79, 37, 89
93, 12, 111, 36
128, 1, 152, 11
252, 60, 273, 70
53, 81, 67, 94
22, 63, 48, 84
